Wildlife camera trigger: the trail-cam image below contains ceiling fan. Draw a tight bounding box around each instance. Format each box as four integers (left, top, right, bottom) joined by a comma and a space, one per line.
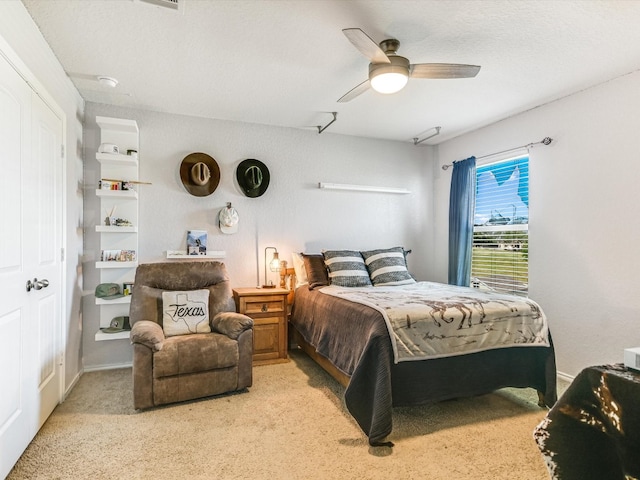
338, 28, 481, 102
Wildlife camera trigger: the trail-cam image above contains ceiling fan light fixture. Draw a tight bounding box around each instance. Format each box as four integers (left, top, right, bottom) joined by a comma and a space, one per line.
368, 56, 410, 94
370, 71, 408, 94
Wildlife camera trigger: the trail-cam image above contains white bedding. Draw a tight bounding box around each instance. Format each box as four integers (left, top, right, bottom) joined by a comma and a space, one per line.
320, 282, 550, 363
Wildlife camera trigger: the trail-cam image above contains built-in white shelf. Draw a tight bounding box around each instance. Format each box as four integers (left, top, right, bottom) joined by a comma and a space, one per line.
95, 296, 132, 306
96, 116, 139, 134
96, 261, 138, 269
166, 250, 226, 259
95, 116, 139, 343
96, 189, 138, 199
95, 330, 130, 342
95, 225, 138, 233
96, 152, 138, 167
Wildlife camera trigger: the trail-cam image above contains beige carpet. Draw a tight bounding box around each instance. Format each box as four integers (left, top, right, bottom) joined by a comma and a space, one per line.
9, 350, 565, 480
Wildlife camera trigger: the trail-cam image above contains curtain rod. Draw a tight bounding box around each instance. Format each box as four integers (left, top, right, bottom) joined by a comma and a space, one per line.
317, 112, 337, 134
413, 126, 441, 145
441, 137, 553, 171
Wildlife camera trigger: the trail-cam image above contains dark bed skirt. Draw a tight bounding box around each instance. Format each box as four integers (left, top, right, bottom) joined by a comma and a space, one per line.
390, 339, 557, 408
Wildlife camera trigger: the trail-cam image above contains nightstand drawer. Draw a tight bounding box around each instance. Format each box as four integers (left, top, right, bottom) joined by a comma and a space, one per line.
242, 297, 284, 315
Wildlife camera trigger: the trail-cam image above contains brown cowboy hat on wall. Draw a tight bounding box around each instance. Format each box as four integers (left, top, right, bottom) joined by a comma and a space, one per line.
180, 152, 220, 197
236, 159, 270, 198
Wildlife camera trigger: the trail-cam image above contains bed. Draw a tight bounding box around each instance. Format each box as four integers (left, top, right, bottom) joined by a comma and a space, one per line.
281, 250, 557, 446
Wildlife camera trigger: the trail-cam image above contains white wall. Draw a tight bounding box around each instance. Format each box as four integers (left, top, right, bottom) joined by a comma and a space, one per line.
8, 0, 638, 379
433, 71, 640, 377
0, 1, 85, 393
82, 103, 434, 369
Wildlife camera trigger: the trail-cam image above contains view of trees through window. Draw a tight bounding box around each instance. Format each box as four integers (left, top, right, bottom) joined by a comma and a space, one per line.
471, 155, 529, 296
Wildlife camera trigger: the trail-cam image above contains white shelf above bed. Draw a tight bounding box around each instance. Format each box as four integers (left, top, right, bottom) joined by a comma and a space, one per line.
166, 250, 226, 259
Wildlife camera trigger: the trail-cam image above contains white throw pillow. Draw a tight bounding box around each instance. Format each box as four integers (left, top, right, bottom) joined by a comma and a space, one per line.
291, 252, 308, 288
162, 289, 211, 337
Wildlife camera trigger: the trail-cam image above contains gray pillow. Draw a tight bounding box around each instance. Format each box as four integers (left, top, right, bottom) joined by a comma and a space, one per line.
360, 247, 416, 286
322, 250, 372, 287
302, 254, 330, 290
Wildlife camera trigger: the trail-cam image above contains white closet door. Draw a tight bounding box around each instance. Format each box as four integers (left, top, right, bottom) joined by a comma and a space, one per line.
0, 53, 63, 479
30, 88, 63, 427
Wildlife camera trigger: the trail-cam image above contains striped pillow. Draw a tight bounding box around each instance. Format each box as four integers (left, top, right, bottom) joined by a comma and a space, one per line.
322, 250, 372, 287
360, 247, 416, 286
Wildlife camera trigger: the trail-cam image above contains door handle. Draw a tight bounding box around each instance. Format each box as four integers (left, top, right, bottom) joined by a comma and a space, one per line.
26, 278, 49, 292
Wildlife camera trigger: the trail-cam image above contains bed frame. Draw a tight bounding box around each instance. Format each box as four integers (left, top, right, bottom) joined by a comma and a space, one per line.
279, 265, 350, 387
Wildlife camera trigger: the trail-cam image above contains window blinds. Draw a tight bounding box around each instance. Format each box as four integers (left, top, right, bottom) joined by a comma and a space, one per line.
472, 155, 529, 296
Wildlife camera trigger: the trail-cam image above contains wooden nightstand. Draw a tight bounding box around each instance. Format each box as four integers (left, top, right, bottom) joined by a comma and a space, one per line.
233, 287, 289, 366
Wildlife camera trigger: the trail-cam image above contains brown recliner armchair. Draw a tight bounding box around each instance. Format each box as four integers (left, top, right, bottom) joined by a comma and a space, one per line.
129, 261, 253, 409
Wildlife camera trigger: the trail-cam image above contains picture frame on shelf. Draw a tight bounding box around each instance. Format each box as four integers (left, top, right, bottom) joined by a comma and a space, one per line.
187, 230, 207, 256
123, 282, 135, 296
101, 249, 137, 262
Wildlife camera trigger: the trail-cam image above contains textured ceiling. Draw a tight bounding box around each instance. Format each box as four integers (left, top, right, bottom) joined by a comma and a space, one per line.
21, 0, 640, 144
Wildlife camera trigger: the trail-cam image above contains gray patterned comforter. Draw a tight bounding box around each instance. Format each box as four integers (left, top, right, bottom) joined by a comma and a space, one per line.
320, 282, 549, 363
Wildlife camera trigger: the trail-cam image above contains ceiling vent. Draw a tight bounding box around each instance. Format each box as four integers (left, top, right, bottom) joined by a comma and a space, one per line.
138, 0, 183, 13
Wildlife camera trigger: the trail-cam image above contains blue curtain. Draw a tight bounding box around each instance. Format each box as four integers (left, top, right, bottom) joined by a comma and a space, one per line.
448, 156, 477, 286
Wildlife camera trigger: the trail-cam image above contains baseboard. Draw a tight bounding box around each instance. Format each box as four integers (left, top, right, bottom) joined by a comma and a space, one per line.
83, 361, 132, 373
63, 370, 83, 401
556, 370, 574, 383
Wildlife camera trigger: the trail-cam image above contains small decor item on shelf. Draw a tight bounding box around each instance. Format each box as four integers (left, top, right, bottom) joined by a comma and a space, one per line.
123, 282, 135, 296
100, 179, 121, 190
187, 230, 207, 255
105, 217, 133, 227
100, 316, 131, 334
100, 178, 151, 191
101, 249, 136, 262
95, 283, 125, 300
98, 143, 119, 154
104, 206, 134, 226
219, 202, 239, 234
236, 159, 270, 198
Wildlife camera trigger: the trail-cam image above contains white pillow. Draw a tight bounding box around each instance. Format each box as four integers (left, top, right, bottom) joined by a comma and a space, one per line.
291, 252, 308, 288
162, 289, 211, 337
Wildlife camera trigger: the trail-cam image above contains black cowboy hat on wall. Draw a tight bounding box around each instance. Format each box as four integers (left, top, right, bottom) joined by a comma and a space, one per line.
236, 159, 270, 198
180, 152, 220, 197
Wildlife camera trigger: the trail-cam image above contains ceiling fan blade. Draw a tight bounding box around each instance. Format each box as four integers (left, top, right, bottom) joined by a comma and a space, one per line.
337, 79, 370, 103
342, 28, 390, 64
410, 63, 481, 79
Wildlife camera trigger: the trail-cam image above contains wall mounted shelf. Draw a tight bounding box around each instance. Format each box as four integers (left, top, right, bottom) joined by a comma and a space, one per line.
318, 182, 410, 194
96, 261, 138, 269
166, 250, 226, 259
96, 152, 138, 167
95, 296, 132, 306
96, 189, 138, 199
95, 226, 138, 233
95, 330, 130, 342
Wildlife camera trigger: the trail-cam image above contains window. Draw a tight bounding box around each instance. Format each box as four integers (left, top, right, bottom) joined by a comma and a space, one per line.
471, 155, 529, 296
